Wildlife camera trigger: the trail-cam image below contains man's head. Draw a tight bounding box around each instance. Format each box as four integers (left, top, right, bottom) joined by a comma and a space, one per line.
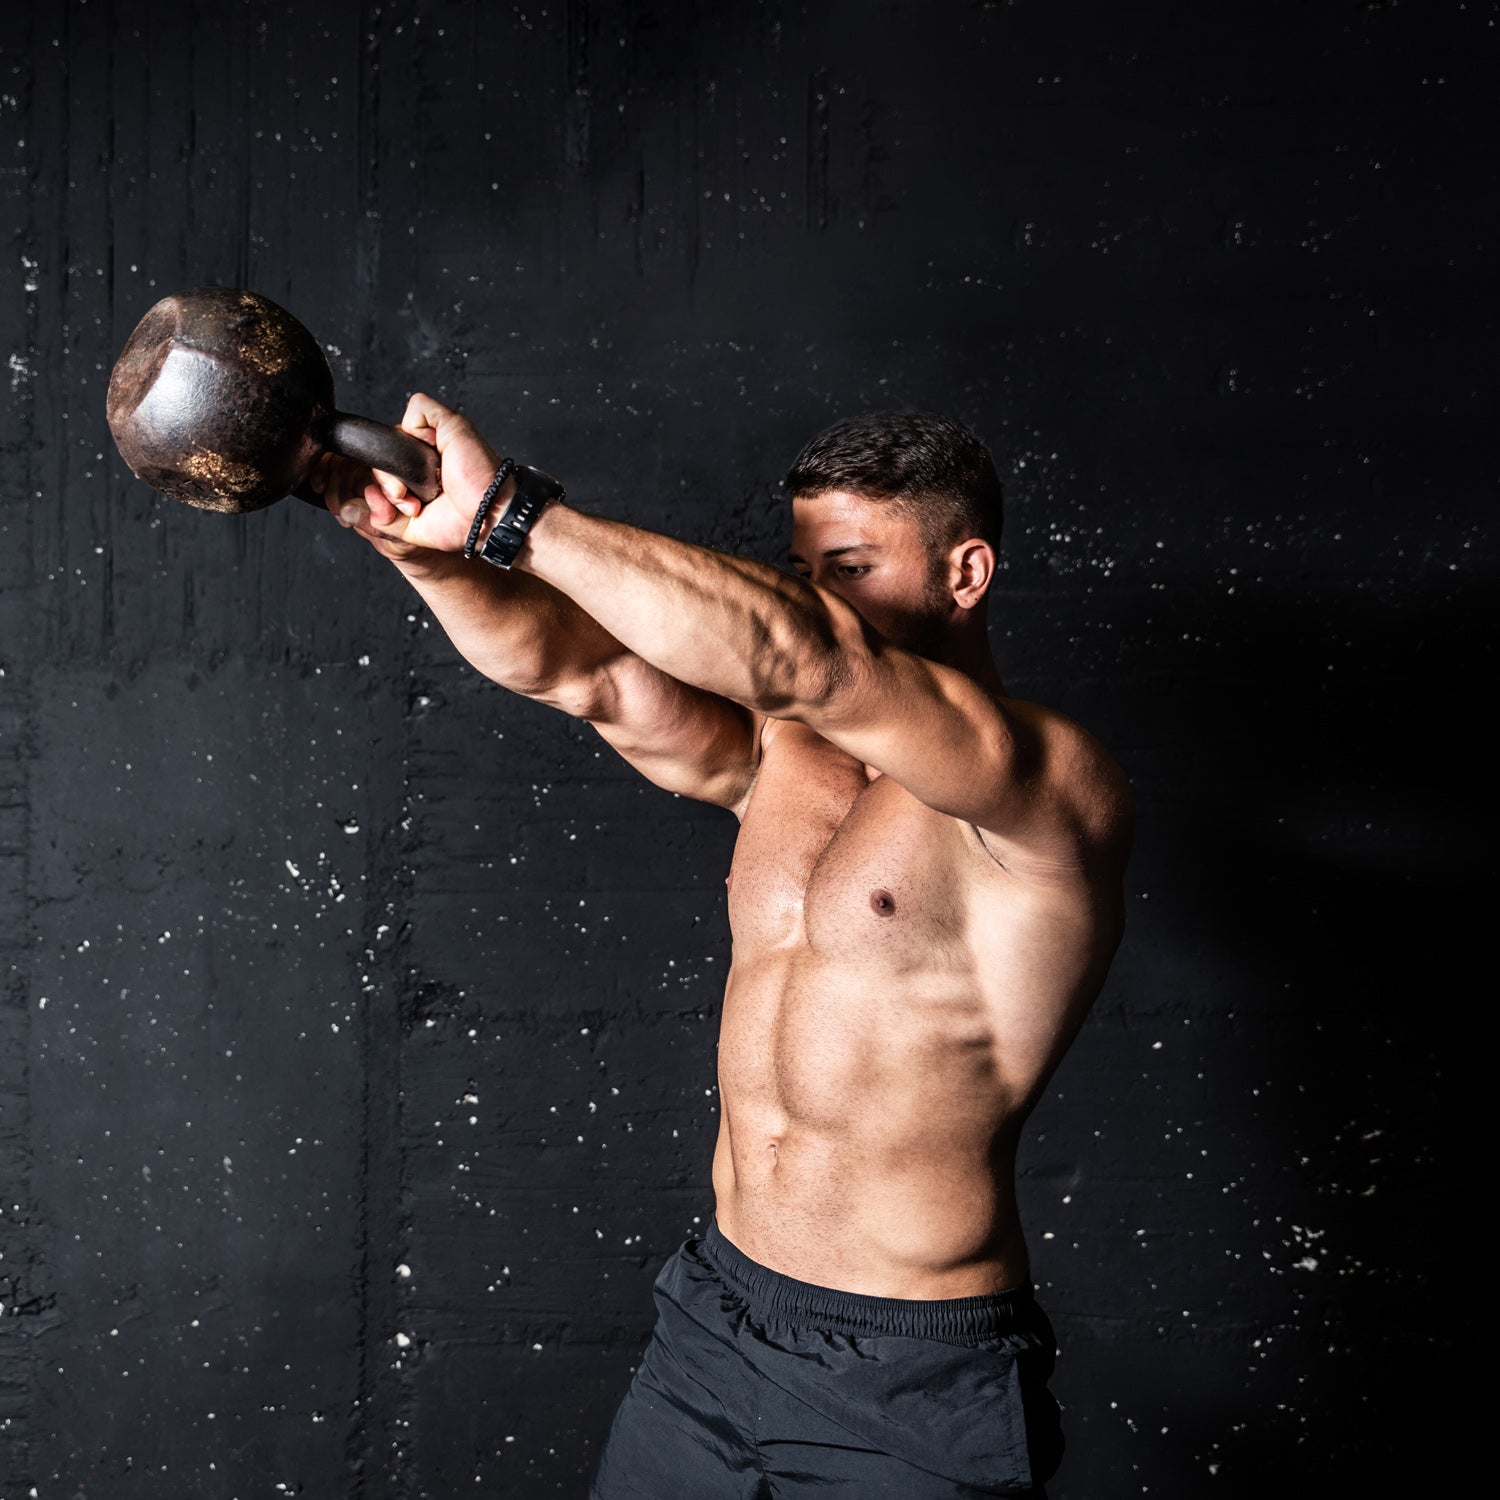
783, 410, 1004, 659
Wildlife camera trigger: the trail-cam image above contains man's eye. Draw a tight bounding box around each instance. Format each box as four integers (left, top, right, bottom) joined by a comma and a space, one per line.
836, 565, 870, 578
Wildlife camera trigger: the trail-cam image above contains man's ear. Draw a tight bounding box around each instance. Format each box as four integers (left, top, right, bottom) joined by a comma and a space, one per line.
950, 538, 996, 607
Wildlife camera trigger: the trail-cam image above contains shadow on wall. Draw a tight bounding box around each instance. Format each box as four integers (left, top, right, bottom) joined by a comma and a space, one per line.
1049, 575, 1480, 1496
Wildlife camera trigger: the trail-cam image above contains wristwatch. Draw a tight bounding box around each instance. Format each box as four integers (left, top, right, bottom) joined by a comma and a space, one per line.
477, 464, 566, 569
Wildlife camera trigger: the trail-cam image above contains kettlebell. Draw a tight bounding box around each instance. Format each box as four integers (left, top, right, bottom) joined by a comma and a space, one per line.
105, 285, 440, 513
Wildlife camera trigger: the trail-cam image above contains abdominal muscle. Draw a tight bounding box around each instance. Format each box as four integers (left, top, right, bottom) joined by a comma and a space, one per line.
709, 951, 1032, 1299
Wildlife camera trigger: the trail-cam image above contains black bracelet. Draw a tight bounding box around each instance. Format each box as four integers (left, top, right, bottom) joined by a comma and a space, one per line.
463, 458, 517, 558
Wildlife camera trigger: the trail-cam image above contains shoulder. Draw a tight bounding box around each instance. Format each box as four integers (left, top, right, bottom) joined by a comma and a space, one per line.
982, 696, 1134, 877
1012, 699, 1132, 819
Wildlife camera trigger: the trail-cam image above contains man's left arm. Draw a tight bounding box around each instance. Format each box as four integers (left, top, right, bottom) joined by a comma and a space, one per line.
510, 503, 1126, 870
356, 394, 1128, 868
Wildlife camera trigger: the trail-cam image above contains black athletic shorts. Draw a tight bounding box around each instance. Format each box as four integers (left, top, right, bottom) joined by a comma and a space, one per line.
589, 1219, 1064, 1498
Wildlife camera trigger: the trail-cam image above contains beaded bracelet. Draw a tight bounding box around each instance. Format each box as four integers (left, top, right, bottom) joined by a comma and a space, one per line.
463, 457, 517, 558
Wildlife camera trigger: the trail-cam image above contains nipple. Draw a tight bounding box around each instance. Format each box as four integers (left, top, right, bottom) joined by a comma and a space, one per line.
870, 888, 896, 917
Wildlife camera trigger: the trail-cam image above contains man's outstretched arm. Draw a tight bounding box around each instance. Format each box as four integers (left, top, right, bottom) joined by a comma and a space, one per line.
332, 397, 839, 717
357, 395, 1127, 870
317, 438, 763, 813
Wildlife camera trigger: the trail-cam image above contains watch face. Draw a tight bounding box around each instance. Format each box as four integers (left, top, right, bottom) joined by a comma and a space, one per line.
512, 465, 566, 503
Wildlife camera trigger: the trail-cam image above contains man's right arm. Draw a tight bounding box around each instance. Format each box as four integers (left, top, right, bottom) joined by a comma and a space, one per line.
316, 452, 762, 814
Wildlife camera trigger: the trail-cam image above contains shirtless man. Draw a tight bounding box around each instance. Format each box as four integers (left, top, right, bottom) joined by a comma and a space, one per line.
317, 401, 1133, 1498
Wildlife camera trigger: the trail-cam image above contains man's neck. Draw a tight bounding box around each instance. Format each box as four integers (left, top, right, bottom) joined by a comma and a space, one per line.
935, 627, 1005, 697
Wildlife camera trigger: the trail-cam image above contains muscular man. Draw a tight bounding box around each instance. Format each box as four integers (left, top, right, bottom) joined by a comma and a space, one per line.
317, 400, 1133, 1498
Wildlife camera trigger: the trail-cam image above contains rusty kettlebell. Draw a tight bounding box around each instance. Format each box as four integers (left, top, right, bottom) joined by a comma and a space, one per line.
106, 286, 441, 513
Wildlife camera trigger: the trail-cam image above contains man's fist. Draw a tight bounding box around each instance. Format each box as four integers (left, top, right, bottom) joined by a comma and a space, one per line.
313, 393, 517, 564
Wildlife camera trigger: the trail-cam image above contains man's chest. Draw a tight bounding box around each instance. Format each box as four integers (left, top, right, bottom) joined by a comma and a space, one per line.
725, 728, 986, 963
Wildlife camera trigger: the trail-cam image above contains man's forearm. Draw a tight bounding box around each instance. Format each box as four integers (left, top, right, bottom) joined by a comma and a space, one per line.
514, 504, 842, 714
394, 550, 626, 703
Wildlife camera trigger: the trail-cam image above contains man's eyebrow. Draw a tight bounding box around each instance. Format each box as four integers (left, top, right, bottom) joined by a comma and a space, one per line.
786, 543, 879, 563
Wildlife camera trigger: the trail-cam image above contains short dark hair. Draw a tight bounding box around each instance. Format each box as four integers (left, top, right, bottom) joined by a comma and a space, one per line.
782, 409, 1003, 553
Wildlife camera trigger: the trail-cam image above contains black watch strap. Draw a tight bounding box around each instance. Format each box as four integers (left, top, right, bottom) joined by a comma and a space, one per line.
476, 464, 566, 569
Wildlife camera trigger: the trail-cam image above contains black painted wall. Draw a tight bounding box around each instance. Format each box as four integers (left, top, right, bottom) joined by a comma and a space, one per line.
1, 2, 1487, 1495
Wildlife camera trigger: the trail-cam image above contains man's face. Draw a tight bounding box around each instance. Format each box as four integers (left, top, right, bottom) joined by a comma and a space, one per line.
788, 490, 954, 656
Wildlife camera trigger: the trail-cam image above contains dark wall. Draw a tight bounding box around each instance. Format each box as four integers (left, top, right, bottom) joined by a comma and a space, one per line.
0, 2, 1486, 1494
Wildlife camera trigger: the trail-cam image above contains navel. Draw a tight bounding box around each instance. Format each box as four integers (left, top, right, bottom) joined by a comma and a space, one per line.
869, 888, 897, 917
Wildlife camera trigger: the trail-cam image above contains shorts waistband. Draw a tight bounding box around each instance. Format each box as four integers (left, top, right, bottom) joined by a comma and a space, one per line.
699, 1218, 1037, 1343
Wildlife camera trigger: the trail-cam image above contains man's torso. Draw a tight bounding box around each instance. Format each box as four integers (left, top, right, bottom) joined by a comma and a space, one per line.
711, 712, 1125, 1298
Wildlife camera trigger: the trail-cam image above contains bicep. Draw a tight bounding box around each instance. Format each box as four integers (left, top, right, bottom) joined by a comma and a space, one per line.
576, 651, 764, 812
478, 574, 761, 811
811, 651, 1042, 834
798, 612, 1126, 867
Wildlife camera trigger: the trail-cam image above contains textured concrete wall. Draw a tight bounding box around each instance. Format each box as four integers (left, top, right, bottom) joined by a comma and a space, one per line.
0, 1, 1485, 1495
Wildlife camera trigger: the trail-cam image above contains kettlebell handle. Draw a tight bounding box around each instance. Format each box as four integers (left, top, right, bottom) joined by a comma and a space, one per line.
293, 412, 443, 508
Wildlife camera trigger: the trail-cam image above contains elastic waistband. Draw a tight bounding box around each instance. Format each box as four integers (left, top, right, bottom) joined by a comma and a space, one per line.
699, 1219, 1036, 1344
